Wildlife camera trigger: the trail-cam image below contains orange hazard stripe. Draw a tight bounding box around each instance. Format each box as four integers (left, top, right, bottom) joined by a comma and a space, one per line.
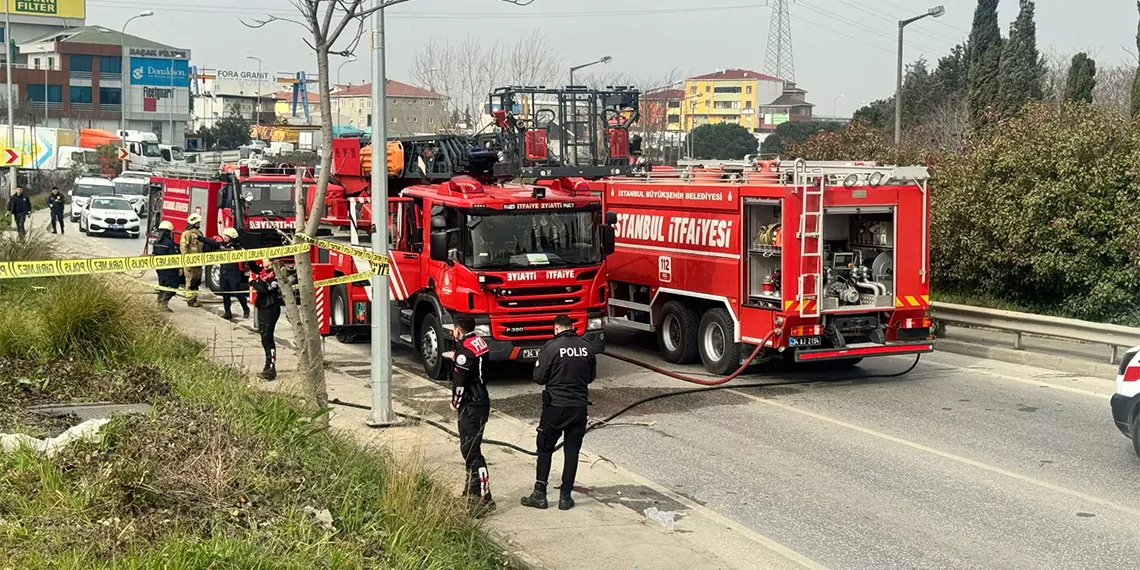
896, 295, 930, 308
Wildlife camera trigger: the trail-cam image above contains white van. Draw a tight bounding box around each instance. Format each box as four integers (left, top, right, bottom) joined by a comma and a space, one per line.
111, 175, 149, 214
159, 144, 186, 165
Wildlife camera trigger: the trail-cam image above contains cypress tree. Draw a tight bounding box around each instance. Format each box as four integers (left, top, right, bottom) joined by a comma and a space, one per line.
1064, 53, 1096, 103
1132, 2, 1140, 117
997, 0, 1044, 117
967, 0, 1002, 128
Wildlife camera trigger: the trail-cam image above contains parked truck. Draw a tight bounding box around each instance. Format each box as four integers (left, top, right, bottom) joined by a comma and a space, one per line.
597, 159, 934, 374
0, 126, 94, 170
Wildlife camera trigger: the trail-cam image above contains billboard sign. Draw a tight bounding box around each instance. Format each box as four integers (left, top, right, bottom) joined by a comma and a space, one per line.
130, 57, 190, 87
7, 0, 85, 19
211, 68, 272, 96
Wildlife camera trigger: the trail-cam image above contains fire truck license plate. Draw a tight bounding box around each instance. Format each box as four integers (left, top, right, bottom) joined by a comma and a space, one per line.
789, 336, 822, 347
521, 348, 541, 359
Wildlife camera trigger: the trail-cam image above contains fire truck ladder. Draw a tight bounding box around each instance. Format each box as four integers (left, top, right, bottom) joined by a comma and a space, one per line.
794, 159, 824, 319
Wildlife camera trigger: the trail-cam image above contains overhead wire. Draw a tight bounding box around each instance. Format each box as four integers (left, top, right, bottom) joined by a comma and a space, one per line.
795, 1, 947, 55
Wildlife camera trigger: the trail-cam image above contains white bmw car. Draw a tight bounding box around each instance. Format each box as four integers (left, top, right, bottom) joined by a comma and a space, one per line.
1112, 346, 1140, 456
79, 196, 141, 238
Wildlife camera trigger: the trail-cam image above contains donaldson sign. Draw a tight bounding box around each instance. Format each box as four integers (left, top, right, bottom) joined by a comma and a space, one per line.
8, 0, 85, 19
130, 57, 190, 88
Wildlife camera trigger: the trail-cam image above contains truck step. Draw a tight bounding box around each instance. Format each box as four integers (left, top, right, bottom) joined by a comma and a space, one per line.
399, 334, 412, 343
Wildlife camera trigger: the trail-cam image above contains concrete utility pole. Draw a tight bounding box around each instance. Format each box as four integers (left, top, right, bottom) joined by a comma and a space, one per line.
366, 0, 395, 427
247, 55, 263, 124
4, 3, 14, 197
896, 5, 945, 145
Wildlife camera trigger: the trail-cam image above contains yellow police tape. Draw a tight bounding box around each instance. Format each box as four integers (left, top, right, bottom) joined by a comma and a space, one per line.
134, 268, 380, 297
0, 235, 390, 281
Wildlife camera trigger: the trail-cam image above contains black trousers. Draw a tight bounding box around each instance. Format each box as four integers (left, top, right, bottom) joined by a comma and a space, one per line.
458, 404, 491, 498
13, 213, 26, 239
535, 405, 588, 494
156, 269, 181, 302
49, 210, 64, 233
220, 274, 248, 317
257, 303, 281, 363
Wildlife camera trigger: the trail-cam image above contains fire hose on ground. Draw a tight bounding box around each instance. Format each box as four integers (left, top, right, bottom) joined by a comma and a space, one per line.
329, 331, 923, 457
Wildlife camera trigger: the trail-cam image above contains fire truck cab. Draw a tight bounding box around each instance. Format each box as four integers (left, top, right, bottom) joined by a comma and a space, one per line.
600, 159, 934, 374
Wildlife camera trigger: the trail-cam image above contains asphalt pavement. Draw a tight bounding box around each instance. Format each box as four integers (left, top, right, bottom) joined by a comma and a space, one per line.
59, 221, 1140, 569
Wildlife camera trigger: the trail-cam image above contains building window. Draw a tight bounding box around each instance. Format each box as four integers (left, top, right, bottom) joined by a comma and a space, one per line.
667, 101, 680, 109
391, 99, 398, 105
428, 117, 435, 124
26, 84, 63, 103
704, 85, 710, 92
745, 100, 753, 109
100, 56, 122, 74
668, 115, 680, 124
427, 100, 435, 106
689, 86, 696, 95
746, 86, 752, 94
367, 114, 372, 126
713, 101, 741, 110
411, 116, 418, 123
69, 86, 92, 104
99, 87, 121, 105
47, 57, 54, 70
68, 54, 93, 72
713, 86, 742, 94
391, 117, 398, 123
32, 57, 40, 70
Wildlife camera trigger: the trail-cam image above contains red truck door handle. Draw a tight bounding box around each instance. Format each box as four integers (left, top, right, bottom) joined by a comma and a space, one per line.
401, 253, 419, 260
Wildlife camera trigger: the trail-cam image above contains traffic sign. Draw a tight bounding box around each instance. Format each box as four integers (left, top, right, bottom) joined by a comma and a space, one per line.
118, 147, 128, 161
2, 148, 18, 166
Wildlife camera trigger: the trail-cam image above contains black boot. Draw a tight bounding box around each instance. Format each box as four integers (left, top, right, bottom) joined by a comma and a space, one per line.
469, 494, 497, 518
259, 349, 277, 380
558, 491, 575, 511
242, 307, 251, 319
520, 482, 548, 510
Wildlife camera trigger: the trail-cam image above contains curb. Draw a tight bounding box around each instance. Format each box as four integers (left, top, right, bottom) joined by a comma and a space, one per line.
933, 337, 1118, 379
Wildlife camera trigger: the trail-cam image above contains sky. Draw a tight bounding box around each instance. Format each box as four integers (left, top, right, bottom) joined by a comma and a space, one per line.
85, 0, 1139, 117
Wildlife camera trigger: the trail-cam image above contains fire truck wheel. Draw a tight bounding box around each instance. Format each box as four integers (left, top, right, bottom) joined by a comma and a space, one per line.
658, 300, 699, 364
331, 285, 358, 343
204, 265, 221, 293
698, 308, 740, 376
419, 312, 448, 380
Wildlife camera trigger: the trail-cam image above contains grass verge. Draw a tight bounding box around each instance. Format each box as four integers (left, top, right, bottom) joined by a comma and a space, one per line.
0, 233, 512, 570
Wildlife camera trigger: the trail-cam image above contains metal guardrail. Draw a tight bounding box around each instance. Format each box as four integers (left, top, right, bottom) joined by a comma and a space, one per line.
930, 301, 1140, 364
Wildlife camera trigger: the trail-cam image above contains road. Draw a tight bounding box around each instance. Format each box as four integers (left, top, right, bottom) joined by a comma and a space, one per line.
63, 224, 1140, 569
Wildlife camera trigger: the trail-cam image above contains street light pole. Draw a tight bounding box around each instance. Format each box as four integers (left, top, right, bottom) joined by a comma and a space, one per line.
4, 4, 13, 196
336, 56, 356, 128
367, 0, 395, 427
568, 55, 612, 86
246, 56, 263, 125
832, 94, 844, 117
120, 11, 154, 136
896, 5, 945, 146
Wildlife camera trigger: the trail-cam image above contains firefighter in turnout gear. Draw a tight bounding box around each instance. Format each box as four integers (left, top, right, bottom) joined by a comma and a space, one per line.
449, 316, 496, 516
180, 213, 205, 307
248, 260, 282, 381
521, 314, 596, 511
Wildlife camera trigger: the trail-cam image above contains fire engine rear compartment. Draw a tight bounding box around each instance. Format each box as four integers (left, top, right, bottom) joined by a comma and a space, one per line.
745, 201, 897, 313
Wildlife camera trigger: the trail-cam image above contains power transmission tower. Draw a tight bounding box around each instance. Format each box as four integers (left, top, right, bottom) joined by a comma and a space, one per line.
764, 0, 795, 82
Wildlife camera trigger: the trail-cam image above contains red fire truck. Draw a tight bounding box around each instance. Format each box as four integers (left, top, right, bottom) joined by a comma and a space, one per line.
307, 86, 638, 379
599, 159, 934, 374
148, 164, 312, 291
312, 138, 614, 379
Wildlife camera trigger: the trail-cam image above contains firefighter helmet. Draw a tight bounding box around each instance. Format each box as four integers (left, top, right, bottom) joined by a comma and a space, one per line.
158, 220, 174, 231
187, 213, 202, 226
222, 227, 239, 239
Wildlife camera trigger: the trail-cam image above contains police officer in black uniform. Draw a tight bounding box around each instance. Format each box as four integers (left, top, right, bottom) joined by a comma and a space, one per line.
248, 259, 283, 380
450, 315, 496, 515
521, 314, 597, 511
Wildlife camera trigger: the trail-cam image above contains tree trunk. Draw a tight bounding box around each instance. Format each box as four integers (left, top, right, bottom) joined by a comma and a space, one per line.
289, 166, 330, 427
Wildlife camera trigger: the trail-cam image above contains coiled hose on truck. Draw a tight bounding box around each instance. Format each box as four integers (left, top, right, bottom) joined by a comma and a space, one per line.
329, 332, 922, 457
